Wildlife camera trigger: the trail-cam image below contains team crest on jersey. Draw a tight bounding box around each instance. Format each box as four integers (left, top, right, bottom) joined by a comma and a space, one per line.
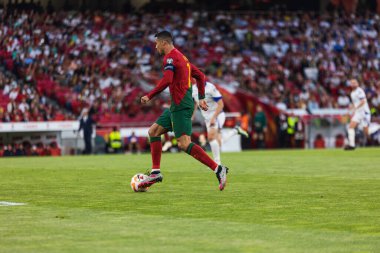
166, 58, 174, 64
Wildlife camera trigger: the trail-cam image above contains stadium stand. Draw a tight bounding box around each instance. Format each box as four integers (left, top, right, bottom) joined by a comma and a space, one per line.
1, 9, 379, 123
1, 2, 380, 152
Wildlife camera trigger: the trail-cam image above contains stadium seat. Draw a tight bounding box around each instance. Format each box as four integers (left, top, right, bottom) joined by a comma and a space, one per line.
335, 134, 345, 148
314, 134, 326, 149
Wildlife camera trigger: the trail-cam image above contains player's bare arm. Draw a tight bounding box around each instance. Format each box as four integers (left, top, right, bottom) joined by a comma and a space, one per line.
199, 99, 208, 111
210, 99, 224, 126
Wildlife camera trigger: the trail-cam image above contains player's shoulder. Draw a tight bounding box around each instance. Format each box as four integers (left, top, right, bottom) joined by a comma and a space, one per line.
163, 53, 178, 71
353, 87, 365, 95
164, 49, 182, 64
206, 82, 216, 89
206, 82, 219, 93
357, 87, 365, 93
173, 48, 190, 62
166, 48, 180, 58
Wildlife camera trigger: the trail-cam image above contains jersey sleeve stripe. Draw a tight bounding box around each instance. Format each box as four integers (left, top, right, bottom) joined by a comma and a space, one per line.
164, 64, 175, 71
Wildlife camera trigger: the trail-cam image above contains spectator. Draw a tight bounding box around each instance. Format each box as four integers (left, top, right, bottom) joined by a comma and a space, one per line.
30, 145, 39, 156
1, 9, 380, 127
253, 105, 267, 149
127, 131, 141, 154
77, 108, 95, 155
337, 90, 351, 108
3, 144, 14, 157
14, 144, 25, 156
276, 113, 288, 149
108, 126, 123, 154
49, 142, 62, 156
36, 143, 46, 156
314, 134, 326, 149
287, 115, 300, 148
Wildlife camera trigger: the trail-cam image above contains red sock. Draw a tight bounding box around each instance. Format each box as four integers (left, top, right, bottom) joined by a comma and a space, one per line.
187, 143, 218, 171
150, 137, 162, 169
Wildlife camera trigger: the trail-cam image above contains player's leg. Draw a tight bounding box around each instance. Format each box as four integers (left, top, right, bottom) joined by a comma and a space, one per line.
177, 134, 228, 190
208, 126, 221, 165
345, 120, 358, 150
139, 110, 171, 188
173, 109, 228, 190
207, 113, 225, 164
222, 129, 237, 143
363, 126, 370, 145
222, 114, 249, 143
148, 109, 172, 171
178, 134, 219, 173
362, 113, 371, 145
148, 123, 168, 172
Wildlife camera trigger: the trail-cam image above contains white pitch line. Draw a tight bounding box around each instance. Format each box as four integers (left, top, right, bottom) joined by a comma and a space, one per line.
0, 201, 27, 206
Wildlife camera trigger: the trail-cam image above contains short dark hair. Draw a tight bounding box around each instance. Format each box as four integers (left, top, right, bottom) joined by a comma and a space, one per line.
155, 31, 173, 44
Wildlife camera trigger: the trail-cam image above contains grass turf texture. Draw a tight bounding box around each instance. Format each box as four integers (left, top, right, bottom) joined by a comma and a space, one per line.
1, 149, 380, 253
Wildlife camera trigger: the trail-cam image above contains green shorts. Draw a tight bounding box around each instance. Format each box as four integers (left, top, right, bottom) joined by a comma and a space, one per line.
156, 108, 193, 138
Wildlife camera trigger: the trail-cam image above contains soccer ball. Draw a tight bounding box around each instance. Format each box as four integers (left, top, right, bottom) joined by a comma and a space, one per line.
130, 173, 149, 192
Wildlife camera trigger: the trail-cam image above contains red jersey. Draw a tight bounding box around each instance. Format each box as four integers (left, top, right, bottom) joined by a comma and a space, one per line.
147, 48, 205, 111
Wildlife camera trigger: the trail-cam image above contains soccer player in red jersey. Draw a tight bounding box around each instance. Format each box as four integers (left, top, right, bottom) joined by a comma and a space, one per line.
140, 31, 229, 191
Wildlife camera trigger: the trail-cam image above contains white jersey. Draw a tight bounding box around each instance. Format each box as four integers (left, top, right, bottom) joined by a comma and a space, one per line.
350, 87, 370, 113
192, 82, 223, 120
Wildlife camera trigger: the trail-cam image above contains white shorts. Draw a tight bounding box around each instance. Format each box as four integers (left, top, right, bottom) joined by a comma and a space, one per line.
352, 111, 371, 129
205, 112, 225, 132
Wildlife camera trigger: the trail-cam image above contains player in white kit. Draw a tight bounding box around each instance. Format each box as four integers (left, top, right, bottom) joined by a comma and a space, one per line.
192, 81, 248, 164
345, 79, 371, 150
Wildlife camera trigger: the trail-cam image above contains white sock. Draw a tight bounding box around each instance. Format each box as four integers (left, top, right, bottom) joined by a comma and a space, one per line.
222, 129, 238, 143
348, 128, 355, 147
209, 139, 221, 165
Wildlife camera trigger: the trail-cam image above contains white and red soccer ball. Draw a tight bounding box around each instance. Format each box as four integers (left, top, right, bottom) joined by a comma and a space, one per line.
130, 173, 149, 192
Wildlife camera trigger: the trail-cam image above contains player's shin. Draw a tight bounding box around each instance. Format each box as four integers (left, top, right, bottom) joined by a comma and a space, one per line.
209, 139, 221, 165
348, 128, 355, 147
186, 142, 218, 171
150, 137, 162, 172
222, 128, 238, 143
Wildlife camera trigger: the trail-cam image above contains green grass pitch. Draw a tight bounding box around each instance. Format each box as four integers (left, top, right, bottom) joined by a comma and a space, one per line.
1, 149, 380, 253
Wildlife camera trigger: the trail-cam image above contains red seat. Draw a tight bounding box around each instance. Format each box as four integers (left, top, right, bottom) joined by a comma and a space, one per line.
314, 134, 326, 149
335, 134, 345, 148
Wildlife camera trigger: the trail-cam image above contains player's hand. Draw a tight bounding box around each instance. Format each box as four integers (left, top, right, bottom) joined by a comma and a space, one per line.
141, 96, 150, 104
210, 117, 216, 126
199, 99, 208, 111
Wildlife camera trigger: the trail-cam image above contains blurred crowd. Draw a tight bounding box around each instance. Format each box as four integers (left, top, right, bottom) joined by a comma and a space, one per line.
0, 141, 61, 157
0, 71, 73, 122
1, 8, 380, 123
